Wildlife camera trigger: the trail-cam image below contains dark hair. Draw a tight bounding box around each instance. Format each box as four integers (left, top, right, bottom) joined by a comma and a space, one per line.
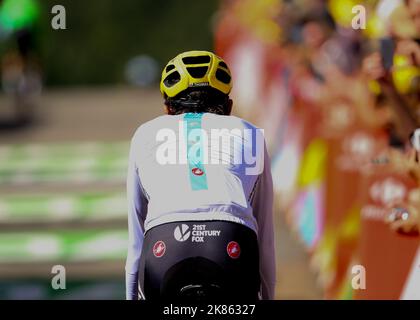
164, 87, 231, 115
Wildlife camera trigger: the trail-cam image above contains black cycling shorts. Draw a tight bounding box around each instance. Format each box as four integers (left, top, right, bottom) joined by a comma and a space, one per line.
138, 220, 260, 301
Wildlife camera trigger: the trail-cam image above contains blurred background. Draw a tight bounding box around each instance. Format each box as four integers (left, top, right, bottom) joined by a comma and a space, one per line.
0, 0, 419, 299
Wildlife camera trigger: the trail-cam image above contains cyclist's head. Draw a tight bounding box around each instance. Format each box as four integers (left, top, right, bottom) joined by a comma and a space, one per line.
160, 50, 233, 115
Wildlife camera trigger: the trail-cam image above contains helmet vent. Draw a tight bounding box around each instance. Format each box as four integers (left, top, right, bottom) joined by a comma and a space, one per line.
219, 61, 228, 69
163, 71, 181, 87
215, 69, 231, 84
182, 55, 211, 65
165, 64, 175, 73
187, 66, 208, 78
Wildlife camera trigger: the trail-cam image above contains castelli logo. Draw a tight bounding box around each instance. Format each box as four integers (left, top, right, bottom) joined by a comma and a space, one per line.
192, 167, 204, 176
369, 178, 406, 206
227, 241, 241, 259
153, 241, 166, 258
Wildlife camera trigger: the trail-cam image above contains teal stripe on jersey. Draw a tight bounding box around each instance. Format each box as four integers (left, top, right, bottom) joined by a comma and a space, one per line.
184, 113, 208, 191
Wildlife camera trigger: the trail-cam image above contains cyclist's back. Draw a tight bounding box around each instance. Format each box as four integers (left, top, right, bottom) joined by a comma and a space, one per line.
131, 112, 265, 232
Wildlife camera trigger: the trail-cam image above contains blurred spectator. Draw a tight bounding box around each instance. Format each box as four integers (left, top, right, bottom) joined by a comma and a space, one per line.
365, 0, 420, 237
386, 190, 420, 236
362, 0, 419, 142
386, 147, 420, 236
0, 0, 42, 125
406, 0, 420, 33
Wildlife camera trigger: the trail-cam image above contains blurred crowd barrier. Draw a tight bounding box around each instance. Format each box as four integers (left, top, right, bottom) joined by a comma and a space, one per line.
215, 0, 420, 299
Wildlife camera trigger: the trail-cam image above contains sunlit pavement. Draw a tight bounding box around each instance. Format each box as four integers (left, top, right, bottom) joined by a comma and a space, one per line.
0, 87, 322, 299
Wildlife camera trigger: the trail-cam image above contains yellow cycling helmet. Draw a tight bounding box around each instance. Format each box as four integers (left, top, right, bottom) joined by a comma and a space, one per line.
160, 50, 233, 98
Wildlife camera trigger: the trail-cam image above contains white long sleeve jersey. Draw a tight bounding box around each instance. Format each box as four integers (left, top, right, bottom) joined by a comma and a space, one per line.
125, 112, 276, 300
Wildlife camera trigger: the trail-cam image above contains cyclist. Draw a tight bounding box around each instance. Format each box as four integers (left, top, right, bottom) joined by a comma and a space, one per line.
125, 50, 276, 301
0, 0, 39, 59
0, 0, 41, 124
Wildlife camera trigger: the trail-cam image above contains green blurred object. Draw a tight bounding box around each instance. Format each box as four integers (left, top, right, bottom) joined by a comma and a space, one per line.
0, 192, 126, 222
0, 0, 40, 31
0, 229, 127, 262
0, 142, 128, 185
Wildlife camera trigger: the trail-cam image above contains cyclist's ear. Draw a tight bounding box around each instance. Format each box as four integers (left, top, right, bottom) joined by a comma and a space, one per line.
226, 99, 233, 115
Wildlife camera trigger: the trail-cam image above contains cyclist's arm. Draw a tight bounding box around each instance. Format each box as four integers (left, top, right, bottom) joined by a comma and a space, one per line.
125, 134, 148, 300
252, 142, 276, 300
